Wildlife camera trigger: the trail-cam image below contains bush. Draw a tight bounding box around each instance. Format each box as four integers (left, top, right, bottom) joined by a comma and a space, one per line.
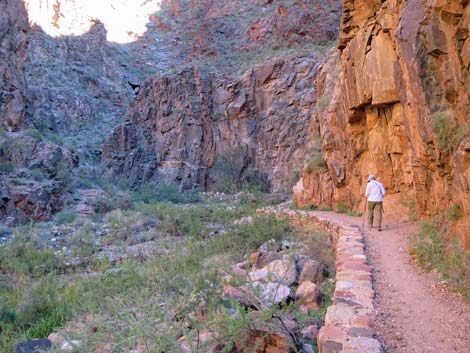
132, 183, 200, 204
0, 161, 14, 173
304, 155, 327, 174
92, 192, 132, 214
316, 94, 331, 112
446, 204, 463, 222
0, 237, 62, 277
29, 168, 45, 181
69, 221, 96, 259
431, 111, 466, 153
411, 220, 470, 298
54, 210, 77, 225
27, 128, 43, 142
336, 202, 362, 217
211, 147, 245, 193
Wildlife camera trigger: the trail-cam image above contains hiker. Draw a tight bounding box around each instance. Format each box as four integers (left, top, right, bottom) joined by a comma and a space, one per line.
365, 175, 386, 231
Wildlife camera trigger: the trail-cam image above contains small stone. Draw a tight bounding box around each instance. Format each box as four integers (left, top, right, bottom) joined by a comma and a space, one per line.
222, 285, 256, 307
349, 337, 383, 353
60, 340, 80, 352
249, 251, 261, 267
48, 333, 64, 345
301, 325, 319, 340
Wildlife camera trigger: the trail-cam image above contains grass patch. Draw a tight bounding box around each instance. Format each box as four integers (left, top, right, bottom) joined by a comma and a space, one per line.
411, 219, 470, 298
304, 155, 327, 174
0, 195, 334, 351
336, 202, 362, 217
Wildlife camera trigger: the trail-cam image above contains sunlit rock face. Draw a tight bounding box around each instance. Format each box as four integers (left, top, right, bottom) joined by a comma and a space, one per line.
294, 0, 470, 249
24, 0, 162, 43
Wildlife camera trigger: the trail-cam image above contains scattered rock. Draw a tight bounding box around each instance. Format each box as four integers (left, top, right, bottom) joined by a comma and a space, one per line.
301, 325, 319, 341
249, 257, 296, 285
252, 281, 291, 307
299, 259, 323, 284
15, 339, 52, 353
295, 281, 322, 310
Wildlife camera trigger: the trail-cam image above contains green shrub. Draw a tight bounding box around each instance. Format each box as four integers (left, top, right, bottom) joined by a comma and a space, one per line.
336, 202, 362, 217
0, 161, 14, 173
69, 221, 96, 259
132, 182, 200, 204
411, 220, 470, 298
92, 192, 132, 214
446, 204, 463, 222
27, 128, 43, 142
44, 132, 64, 146
316, 94, 331, 112
401, 193, 417, 222
54, 210, 77, 225
29, 168, 45, 181
211, 147, 245, 193
431, 111, 466, 153
304, 155, 327, 174
0, 238, 62, 277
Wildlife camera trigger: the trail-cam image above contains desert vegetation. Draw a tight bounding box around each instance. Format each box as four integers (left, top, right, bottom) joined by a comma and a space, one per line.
0, 189, 335, 352
410, 209, 470, 299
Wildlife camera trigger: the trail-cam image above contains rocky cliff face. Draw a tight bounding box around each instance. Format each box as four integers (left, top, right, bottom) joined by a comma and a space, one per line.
0, 0, 29, 131
102, 56, 323, 191
101, 0, 342, 192
294, 0, 470, 248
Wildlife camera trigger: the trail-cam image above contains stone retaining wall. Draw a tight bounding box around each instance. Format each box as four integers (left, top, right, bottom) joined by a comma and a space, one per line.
261, 206, 383, 353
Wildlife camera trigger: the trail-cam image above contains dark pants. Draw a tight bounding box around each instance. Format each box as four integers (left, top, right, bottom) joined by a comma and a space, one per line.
368, 201, 383, 228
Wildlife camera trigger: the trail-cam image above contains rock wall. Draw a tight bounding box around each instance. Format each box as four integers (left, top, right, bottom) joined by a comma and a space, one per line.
294, 0, 470, 249
102, 57, 323, 191
0, 0, 29, 131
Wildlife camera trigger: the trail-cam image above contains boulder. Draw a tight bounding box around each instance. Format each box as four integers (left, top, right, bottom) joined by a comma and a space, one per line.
249, 257, 296, 285
15, 339, 52, 353
299, 259, 323, 284
295, 281, 322, 310
252, 281, 291, 307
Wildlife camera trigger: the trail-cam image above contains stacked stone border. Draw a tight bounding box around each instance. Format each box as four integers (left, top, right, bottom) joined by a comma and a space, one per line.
260, 205, 383, 353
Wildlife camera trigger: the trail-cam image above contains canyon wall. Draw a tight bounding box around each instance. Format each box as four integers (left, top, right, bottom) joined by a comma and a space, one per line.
102, 57, 322, 191
101, 0, 342, 192
0, 0, 29, 131
294, 0, 470, 248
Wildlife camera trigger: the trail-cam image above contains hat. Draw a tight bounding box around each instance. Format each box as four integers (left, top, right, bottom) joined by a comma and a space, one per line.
367, 175, 376, 182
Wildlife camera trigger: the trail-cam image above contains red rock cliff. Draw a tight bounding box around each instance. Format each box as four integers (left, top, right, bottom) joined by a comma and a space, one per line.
294, 0, 470, 249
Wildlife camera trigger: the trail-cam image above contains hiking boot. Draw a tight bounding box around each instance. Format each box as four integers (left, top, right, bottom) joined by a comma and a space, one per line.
377, 227, 382, 232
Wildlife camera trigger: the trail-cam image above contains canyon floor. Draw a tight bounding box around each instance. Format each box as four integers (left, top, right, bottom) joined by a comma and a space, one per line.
302, 210, 470, 353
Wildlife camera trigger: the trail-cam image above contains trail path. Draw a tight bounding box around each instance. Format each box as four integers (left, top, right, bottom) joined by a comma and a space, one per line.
286, 209, 470, 353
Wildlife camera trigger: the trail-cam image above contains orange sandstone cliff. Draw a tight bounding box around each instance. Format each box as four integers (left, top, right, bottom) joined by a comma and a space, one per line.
294, 0, 470, 249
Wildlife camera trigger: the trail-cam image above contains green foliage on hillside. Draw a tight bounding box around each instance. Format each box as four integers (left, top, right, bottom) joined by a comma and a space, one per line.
411, 218, 470, 299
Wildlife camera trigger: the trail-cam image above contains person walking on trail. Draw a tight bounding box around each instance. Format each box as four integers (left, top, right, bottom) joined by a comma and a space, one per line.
365, 175, 386, 231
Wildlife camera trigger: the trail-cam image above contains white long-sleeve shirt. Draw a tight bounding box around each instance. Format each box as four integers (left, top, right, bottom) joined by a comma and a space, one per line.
365, 180, 386, 202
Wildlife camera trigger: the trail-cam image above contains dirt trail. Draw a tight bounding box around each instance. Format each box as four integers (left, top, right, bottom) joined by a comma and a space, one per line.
299, 211, 470, 353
